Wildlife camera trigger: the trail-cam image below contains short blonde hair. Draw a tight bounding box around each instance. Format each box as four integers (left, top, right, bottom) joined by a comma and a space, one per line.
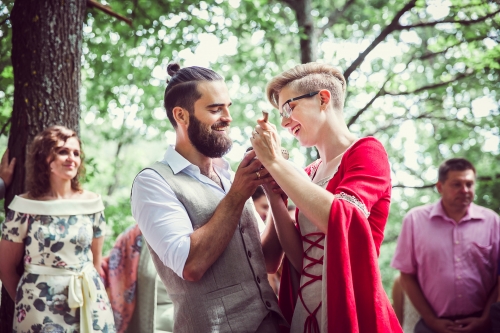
266, 63, 346, 111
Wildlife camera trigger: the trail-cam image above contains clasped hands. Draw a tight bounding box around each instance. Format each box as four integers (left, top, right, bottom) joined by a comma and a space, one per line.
248, 116, 287, 201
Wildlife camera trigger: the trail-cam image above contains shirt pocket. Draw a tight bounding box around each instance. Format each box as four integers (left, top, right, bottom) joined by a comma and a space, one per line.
468, 242, 494, 275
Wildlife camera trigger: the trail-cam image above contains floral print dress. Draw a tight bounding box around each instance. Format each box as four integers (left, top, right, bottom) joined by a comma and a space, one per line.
2, 196, 115, 333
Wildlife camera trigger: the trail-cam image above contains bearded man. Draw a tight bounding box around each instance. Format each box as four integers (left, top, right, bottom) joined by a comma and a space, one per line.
131, 64, 286, 333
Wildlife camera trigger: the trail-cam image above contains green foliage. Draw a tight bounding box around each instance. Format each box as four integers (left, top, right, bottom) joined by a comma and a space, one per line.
0, 0, 499, 298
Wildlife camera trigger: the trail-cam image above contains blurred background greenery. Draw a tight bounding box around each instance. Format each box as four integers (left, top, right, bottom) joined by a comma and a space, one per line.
0, 0, 499, 295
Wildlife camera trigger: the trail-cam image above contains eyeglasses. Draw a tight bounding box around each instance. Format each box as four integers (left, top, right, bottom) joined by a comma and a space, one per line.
280, 91, 320, 118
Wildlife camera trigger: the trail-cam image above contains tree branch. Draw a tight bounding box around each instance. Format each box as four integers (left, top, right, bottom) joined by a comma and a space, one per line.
0, 15, 9, 26
366, 104, 479, 136
393, 174, 500, 189
318, 0, 356, 35
416, 35, 485, 62
0, 118, 11, 137
343, 0, 417, 81
385, 69, 474, 96
279, 0, 299, 11
347, 55, 415, 127
392, 183, 435, 189
397, 8, 500, 30
347, 87, 385, 128
86, 0, 133, 27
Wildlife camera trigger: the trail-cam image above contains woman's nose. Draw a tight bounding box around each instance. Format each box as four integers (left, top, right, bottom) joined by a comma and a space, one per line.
281, 116, 290, 128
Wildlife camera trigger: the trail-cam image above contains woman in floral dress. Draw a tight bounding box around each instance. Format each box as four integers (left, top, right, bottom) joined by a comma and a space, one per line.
0, 126, 115, 333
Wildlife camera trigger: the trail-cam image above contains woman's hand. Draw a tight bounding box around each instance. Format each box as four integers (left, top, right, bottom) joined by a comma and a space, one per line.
250, 117, 284, 167
262, 178, 288, 205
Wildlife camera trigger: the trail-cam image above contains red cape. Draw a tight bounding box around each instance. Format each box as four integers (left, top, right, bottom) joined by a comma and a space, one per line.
279, 137, 402, 333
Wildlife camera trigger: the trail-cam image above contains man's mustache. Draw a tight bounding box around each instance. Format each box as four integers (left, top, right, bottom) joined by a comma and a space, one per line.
211, 122, 230, 130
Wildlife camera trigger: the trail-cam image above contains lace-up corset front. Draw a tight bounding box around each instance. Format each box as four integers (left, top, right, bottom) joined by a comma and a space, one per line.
290, 173, 332, 333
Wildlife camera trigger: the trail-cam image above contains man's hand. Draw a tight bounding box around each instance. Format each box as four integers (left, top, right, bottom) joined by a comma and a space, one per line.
0, 149, 16, 186
229, 149, 271, 201
452, 316, 489, 333
425, 317, 460, 333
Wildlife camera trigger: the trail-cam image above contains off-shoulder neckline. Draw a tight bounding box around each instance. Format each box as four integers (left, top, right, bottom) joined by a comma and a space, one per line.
8, 195, 105, 216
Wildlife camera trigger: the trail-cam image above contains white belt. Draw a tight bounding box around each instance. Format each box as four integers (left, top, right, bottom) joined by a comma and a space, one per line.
25, 263, 97, 333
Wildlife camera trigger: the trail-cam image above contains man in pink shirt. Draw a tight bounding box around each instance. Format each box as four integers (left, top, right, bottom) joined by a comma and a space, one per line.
392, 158, 500, 333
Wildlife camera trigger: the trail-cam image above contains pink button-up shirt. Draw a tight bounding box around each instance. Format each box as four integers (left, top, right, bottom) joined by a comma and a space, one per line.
391, 200, 500, 317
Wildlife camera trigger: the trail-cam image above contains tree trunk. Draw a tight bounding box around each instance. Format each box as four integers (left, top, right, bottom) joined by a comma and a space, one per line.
1, 0, 86, 328
294, 0, 316, 63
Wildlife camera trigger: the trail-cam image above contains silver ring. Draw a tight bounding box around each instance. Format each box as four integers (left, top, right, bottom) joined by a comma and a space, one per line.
256, 171, 261, 179
281, 148, 289, 160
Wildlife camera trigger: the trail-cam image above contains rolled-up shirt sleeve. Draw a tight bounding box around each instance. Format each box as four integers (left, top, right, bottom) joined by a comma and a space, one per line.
131, 169, 193, 279
391, 212, 417, 274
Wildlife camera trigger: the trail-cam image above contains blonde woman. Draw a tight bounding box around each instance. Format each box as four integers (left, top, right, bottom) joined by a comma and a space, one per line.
0, 126, 115, 333
254, 63, 402, 333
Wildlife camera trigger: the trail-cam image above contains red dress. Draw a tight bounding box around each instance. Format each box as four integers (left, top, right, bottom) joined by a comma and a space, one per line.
279, 137, 402, 333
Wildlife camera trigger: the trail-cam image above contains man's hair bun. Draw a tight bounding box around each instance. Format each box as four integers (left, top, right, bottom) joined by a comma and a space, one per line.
167, 63, 181, 77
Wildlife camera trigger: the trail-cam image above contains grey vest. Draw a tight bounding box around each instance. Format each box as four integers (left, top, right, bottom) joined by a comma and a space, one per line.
137, 162, 285, 333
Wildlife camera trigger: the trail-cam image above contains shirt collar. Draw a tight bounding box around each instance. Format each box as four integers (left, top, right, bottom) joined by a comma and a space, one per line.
162, 145, 232, 178
430, 199, 484, 222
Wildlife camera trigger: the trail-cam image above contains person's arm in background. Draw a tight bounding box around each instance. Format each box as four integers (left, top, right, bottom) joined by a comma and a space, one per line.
392, 274, 404, 326
392, 212, 457, 333
454, 284, 498, 333
492, 276, 500, 333
400, 273, 457, 333
91, 236, 105, 277
0, 240, 24, 300
0, 149, 16, 199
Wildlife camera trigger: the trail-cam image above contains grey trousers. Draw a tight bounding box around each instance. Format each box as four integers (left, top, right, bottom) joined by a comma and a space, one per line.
255, 312, 280, 333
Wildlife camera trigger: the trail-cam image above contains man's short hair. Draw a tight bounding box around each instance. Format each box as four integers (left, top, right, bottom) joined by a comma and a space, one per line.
252, 186, 265, 201
438, 158, 476, 183
266, 62, 346, 112
164, 63, 223, 128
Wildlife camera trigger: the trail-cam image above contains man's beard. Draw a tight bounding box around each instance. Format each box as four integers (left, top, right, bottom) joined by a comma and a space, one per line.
187, 114, 233, 158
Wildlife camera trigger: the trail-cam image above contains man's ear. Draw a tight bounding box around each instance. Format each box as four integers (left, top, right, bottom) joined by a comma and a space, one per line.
319, 89, 331, 106
436, 181, 443, 194
173, 107, 189, 127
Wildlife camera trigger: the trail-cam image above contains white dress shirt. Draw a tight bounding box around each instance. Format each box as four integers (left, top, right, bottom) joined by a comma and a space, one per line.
131, 145, 265, 279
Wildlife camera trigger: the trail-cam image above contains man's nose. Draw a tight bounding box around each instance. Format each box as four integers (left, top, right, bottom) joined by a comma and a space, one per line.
222, 109, 232, 123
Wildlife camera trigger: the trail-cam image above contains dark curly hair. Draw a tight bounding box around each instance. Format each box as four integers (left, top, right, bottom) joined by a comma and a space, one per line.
26, 125, 85, 198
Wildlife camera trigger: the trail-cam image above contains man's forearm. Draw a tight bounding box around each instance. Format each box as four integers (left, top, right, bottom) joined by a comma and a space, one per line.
400, 272, 437, 323
481, 283, 498, 319
182, 192, 247, 281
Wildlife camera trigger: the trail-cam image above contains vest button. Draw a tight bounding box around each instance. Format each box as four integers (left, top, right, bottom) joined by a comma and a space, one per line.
247, 250, 252, 258
257, 276, 261, 283
265, 301, 271, 307
241, 227, 244, 234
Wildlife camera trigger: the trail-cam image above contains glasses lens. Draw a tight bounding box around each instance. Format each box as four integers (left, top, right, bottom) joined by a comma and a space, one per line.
281, 103, 292, 118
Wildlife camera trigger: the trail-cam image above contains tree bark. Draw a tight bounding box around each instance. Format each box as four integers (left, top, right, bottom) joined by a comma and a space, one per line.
294, 0, 316, 63
1, 0, 86, 328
